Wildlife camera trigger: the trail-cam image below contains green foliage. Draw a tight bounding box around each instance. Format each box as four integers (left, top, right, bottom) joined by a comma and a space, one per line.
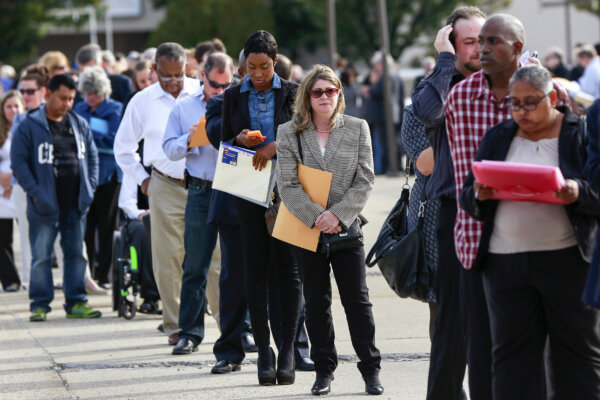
335, 0, 511, 62
572, 0, 600, 17
0, 0, 101, 67
148, 0, 274, 58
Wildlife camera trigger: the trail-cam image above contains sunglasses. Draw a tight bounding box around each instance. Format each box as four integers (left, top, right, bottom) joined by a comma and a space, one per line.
20, 88, 39, 95
309, 87, 340, 98
206, 78, 231, 89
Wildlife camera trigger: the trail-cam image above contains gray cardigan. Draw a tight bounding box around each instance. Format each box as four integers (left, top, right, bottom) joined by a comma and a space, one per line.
276, 114, 374, 229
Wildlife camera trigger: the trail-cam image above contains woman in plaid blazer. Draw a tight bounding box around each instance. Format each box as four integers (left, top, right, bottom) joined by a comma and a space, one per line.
276, 65, 383, 396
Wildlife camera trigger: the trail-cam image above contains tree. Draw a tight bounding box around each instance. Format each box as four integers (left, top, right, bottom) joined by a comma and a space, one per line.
148, 0, 274, 58
0, 0, 101, 67
334, 0, 511, 62
573, 0, 600, 17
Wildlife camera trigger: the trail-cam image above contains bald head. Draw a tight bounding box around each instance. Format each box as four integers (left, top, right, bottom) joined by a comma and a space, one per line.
484, 14, 526, 46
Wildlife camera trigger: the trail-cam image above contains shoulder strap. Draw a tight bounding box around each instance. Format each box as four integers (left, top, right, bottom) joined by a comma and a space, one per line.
296, 133, 304, 164
578, 115, 588, 148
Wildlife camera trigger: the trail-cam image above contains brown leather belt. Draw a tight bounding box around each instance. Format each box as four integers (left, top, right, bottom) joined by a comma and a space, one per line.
152, 166, 185, 185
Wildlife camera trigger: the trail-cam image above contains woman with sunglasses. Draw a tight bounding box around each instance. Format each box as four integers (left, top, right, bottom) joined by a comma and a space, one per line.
460, 64, 600, 399
220, 30, 301, 386
276, 64, 383, 396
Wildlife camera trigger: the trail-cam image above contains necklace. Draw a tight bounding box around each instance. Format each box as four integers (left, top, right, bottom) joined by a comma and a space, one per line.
315, 127, 331, 134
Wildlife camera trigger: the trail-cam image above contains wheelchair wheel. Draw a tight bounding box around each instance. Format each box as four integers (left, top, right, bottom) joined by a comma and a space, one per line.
111, 229, 124, 312
120, 299, 136, 320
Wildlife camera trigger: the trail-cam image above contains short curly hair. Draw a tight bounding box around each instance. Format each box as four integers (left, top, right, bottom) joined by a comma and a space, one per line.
78, 66, 112, 97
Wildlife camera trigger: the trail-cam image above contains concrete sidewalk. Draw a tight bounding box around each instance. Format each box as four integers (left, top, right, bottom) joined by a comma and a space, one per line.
0, 176, 439, 400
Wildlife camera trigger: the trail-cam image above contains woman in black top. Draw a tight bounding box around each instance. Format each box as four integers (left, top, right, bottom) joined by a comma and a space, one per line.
220, 30, 301, 386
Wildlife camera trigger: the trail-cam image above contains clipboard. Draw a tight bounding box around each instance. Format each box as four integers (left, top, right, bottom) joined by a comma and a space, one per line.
188, 116, 210, 147
212, 142, 276, 207
272, 164, 332, 251
472, 160, 567, 204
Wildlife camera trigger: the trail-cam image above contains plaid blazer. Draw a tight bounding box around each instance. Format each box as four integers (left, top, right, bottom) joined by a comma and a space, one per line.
276, 114, 375, 229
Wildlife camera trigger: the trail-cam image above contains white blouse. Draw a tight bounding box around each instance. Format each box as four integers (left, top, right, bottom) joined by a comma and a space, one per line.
488, 136, 577, 254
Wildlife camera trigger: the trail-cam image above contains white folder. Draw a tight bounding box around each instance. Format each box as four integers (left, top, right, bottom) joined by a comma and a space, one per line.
212, 142, 276, 208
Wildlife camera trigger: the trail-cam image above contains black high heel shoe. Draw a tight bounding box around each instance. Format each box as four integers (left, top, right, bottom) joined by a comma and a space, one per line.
257, 347, 276, 386
277, 354, 296, 385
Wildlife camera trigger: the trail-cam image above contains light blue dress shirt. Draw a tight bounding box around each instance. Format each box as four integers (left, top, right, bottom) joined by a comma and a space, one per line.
162, 89, 218, 180
240, 73, 281, 150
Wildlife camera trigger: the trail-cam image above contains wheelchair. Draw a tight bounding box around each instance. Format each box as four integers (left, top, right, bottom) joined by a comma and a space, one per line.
111, 222, 141, 320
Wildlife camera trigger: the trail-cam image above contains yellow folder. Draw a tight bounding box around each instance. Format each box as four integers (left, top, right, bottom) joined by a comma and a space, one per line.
189, 116, 211, 148
272, 164, 332, 252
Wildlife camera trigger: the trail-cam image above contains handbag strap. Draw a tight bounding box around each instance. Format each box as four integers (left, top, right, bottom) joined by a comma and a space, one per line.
297, 134, 304, 164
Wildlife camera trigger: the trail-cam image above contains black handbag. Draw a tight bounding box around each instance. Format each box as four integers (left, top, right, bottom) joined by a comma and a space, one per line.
365, 166, 432, 301
295, 134, 363, 256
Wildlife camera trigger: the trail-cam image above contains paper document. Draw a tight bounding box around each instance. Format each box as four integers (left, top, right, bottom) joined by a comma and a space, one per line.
272, 164, 332, 251
212, 143, 276, 207
472, 160, 567, 204
189, 116, 211, 148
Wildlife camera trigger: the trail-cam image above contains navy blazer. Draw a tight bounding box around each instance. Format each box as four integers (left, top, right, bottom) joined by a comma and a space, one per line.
460, 107, 600, 269
205, 93, 239, 226
108, 73, 134, 104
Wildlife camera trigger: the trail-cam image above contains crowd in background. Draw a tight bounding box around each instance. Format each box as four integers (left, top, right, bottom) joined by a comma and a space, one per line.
0, 8, 600, 399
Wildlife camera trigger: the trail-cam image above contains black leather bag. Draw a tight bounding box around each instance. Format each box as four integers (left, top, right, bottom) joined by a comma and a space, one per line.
318, 218, 364, 256
365, 178, 432, 301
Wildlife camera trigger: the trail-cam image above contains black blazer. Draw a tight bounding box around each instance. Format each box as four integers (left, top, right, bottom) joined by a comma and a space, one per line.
460, 106, 600, 268
220, 78, 298, 147
109, 73, 134, 104
204, 93, 240, 226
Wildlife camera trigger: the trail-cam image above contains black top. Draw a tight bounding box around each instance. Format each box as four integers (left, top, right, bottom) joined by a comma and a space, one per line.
411, 52, 464, 200
47, 117, 80, 209
459, 107, 600, 268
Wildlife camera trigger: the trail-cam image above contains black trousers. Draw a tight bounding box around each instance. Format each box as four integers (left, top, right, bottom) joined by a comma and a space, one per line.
85, 176, 120, 284
234, 198, 301, 363
269, 261, 310, 359
426, 198, 467, 400
0, 218, 20, 289
293, 245, 381, 379
460, 264, 492, 400
213, 223, 248, 364
125, 218, 159, 301
483, 246, 600, 400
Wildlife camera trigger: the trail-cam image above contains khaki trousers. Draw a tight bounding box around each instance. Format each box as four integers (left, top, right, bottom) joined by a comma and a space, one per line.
147, 171, 186, 336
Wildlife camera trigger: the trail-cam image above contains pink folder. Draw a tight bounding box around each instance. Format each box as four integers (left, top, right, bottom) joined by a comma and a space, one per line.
471, 160, 567, 204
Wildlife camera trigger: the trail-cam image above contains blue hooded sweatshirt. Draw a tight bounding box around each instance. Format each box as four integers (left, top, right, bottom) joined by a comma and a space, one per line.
10, 105, 99, 223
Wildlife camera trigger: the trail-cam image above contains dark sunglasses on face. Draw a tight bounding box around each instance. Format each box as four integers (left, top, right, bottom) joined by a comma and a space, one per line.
207, 78, 231, 89
20, 88, 39, 95
310, 87, 340, 98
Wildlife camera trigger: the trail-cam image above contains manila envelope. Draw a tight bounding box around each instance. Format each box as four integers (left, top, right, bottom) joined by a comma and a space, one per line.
189, 116, 211, 148
272, 164, 332, 252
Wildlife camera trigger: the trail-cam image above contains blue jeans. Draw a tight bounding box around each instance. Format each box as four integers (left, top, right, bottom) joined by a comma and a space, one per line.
29, 209, 88, 313
371, 124, 387, 175
179, 184, 218, 345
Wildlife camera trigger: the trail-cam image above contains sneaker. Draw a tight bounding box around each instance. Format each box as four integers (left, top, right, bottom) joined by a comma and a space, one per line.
139, 300, 162, 315
30, 308, 47, 322
66, 302, 102, 319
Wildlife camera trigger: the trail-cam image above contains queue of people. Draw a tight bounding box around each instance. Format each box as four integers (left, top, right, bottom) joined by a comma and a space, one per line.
0, 10, 599, 399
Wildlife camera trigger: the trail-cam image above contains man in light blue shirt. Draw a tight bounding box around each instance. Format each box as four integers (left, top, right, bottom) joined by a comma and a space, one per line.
162, 52, 234, 355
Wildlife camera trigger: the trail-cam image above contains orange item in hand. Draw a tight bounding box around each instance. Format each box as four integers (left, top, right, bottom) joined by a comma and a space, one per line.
247, 130, 263, 139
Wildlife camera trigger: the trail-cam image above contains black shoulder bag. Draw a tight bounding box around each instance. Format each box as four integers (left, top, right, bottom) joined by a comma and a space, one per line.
296, 134, 363, 256
365, 161, 432, 301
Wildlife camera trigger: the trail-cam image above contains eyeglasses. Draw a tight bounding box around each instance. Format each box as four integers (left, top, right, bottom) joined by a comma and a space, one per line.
20, 88, 39, 95
309, 87, 340, 98
508, 93, 550, 112
157, 69, 184, 82
206, 78, 231, 89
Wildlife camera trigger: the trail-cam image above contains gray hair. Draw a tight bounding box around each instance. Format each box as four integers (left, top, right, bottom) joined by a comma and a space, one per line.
141, 47, 156, 62
203, 52, 234, 76
155, 43, 186, 64
509, 64, 553, 94
76, 44, 102, 67
101, 50, 115, 66
78, 66, 112, 97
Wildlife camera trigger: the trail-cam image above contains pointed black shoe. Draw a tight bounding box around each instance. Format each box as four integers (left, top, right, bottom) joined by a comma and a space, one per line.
364, 374, 384, 395
295, 355, 315, 371
257, 348, 276, 386
172, 337, 198, 355
211, 360, 241, 374
311, 375, 332, 396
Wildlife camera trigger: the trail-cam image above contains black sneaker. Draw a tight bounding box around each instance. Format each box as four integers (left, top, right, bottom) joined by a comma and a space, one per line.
139, 300, 162, 315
